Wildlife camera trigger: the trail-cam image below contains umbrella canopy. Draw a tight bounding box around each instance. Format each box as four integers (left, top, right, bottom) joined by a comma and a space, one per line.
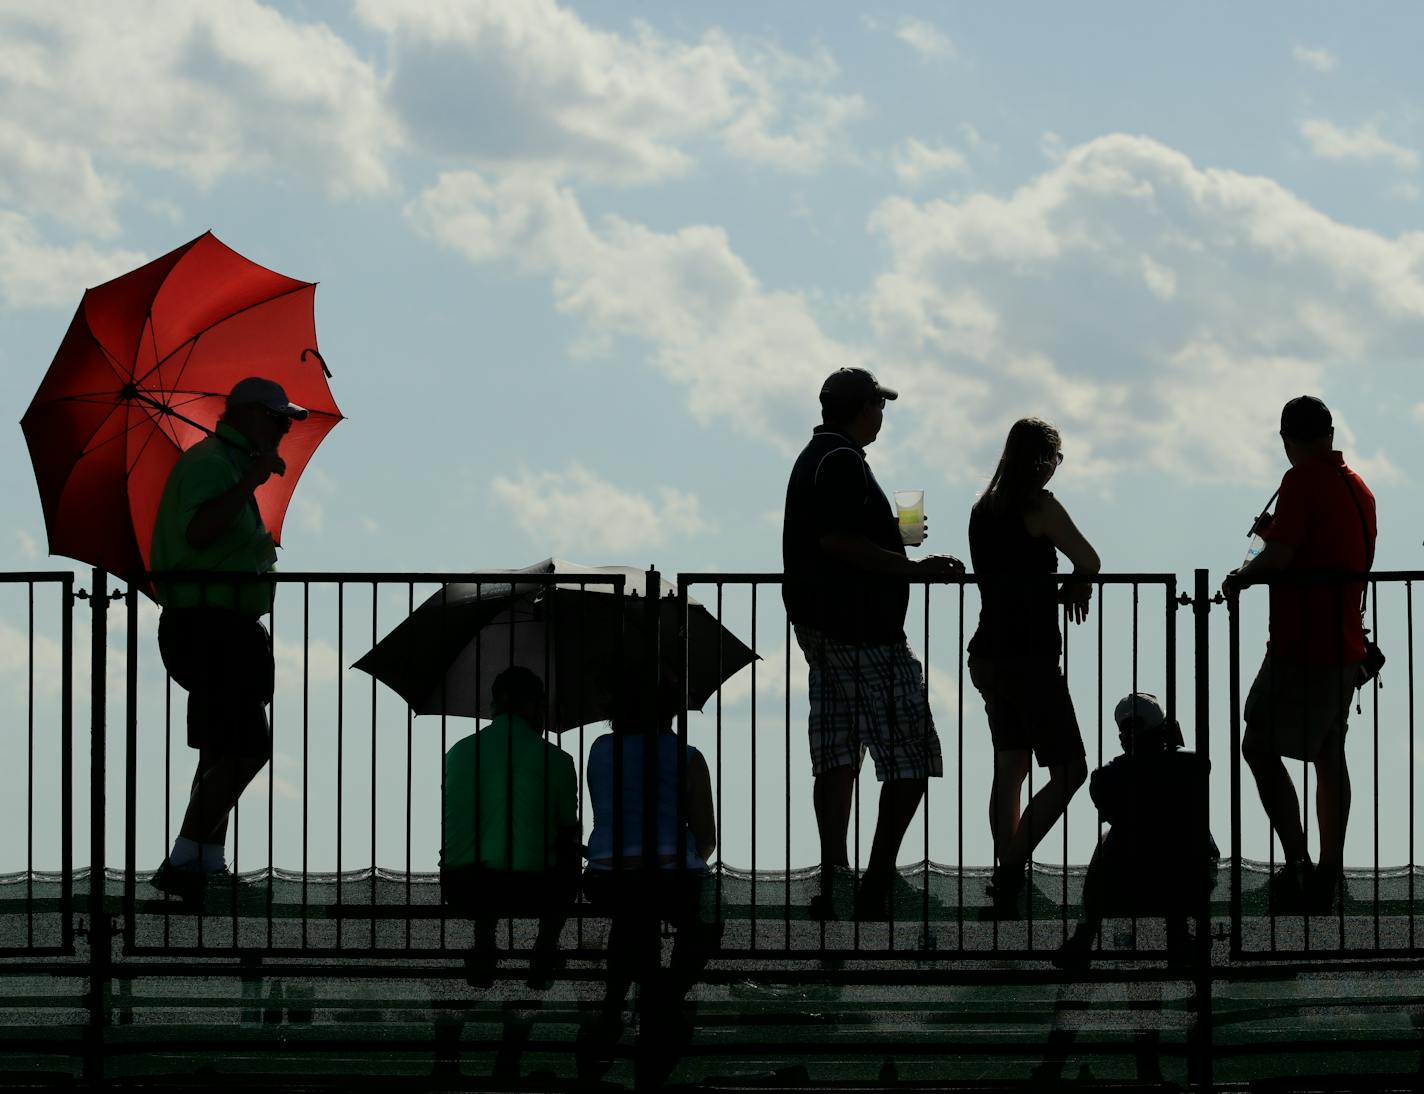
20, 231, 342, 581
353, 559, 758, 732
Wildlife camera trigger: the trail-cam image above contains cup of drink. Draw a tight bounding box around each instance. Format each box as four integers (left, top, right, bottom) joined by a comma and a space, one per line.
894, 490, 925, 547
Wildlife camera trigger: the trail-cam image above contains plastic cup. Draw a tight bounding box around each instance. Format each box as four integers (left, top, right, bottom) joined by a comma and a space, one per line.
894, 490, 925, 547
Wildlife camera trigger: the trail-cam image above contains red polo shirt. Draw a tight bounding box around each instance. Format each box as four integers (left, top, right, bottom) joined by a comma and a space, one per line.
1261, 451, 1375, 664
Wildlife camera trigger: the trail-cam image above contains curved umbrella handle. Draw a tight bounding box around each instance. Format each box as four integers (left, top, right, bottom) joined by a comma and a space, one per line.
302, 347, 332, 378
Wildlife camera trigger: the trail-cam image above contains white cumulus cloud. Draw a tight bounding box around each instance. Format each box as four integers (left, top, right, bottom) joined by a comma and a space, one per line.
0, 211, 148, 309
1299, 119, 1418, 170
491, 465, 710, 555
356, 0, 862, 180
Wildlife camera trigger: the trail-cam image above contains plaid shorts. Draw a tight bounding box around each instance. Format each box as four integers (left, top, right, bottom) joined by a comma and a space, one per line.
794, 626, 943, 781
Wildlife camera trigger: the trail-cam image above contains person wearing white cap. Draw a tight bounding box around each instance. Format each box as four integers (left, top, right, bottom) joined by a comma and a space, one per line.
147, 377, 308, 902
1054, 692, 1217, 970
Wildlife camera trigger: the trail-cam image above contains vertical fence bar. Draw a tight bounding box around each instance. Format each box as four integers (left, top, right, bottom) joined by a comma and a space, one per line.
336, 582, 345, 950
1191, 569, 1214, 1093
302, 582, 310, 951
84, 568, 109, 1086
61, 574, 75, 952
370, 583, 378, 947
26, 582, 35, 948
956, 583, 964, 952
1228, 583, 1242, 957
1409, 581, 1417, 949
749, 582, 758, 950
123, 587, 138, 952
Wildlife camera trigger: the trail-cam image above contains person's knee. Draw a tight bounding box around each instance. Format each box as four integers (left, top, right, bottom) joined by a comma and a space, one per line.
1056, 757, 1088, 791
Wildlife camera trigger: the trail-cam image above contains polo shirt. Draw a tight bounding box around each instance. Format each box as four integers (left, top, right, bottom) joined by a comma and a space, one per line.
150, 422, 277, 618
1261, 451, 1375, 665
782, 426, 908, 644
441, 714, 579, 873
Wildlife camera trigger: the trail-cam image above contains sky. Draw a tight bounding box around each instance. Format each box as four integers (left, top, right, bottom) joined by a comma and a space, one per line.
1, 2, 1422, 877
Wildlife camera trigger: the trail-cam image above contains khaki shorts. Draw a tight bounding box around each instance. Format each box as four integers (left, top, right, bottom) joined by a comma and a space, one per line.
1242, 654, 1359, 763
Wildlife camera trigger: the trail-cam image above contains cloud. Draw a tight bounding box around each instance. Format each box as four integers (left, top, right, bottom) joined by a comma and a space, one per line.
408, 168, 855, 445
490, 464, 710, 555
0, 121, 121, 236
893, 138, 969, 187
15, 530, 38, 562
0, 211, 148, 309
356, 0, 862, 180
894, 17, 957, 60
1292, 44, 1338, 73
867, 133, 1424, 485
1299, 119, 1418, 170
415, 130, 1424, 492
0, 1, 395, 204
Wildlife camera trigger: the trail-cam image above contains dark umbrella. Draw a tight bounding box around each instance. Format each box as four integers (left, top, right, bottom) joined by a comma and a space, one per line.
20, 231, 342, 582
353, 558, 757, 732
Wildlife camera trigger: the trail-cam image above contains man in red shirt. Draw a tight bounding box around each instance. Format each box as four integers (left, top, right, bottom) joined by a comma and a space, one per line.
1225, 396, 1376, 913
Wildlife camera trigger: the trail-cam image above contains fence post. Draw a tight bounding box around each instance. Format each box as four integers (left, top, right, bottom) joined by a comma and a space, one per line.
1191, 568, 1214, 1092
85, 567, 110, 1086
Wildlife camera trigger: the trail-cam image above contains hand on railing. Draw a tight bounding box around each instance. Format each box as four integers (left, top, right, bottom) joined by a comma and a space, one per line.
1060, 579, 1093, 624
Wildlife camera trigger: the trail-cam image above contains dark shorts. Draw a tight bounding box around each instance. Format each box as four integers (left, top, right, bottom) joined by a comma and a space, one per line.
968, 654, 1085, 768
441, 865, 579, 917
157, 607, 274, 757
1242, 654, 1359, 762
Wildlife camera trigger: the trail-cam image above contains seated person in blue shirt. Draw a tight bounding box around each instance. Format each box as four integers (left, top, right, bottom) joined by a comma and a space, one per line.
580, 672, 720, 1053
440, 666, 581, 988
1055, 692, 1217, 970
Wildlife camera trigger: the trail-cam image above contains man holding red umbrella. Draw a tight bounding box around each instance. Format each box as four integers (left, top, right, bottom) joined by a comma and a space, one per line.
148, 377, 307, 900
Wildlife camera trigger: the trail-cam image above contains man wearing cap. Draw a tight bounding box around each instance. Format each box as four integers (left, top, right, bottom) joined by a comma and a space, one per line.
1225, 395, 1376, 913
782, 367, 965, 919
1054, 692, 1216, 970
148, 377, 307, 900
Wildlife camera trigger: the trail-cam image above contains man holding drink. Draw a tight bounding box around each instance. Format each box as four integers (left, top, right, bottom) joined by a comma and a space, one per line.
781, 367, 964, 919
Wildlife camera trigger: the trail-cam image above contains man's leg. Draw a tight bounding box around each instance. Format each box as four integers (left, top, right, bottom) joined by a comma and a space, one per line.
1244, 748, 1308, 863
860, 777, 927, 896
813, 765, 857, 869
1313, 745, 1351, 874
178, 747, 269, 847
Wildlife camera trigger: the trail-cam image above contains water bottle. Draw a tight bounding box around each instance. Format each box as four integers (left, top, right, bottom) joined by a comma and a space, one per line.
1242, 534, 1265, 568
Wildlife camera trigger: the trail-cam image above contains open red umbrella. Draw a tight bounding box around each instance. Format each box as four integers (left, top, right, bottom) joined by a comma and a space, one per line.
21, 231, 343, 583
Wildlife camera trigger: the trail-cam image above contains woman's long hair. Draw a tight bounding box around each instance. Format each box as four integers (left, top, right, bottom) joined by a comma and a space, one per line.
977, 417, 1061, 518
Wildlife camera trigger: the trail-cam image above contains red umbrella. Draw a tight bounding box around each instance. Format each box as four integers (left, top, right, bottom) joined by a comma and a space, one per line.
21, 232, 343, 583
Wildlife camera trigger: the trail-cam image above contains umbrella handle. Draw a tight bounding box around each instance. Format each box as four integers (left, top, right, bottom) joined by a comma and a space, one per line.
302, 347, 332, 378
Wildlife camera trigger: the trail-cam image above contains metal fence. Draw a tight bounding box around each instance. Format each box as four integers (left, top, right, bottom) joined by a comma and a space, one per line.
0, 572, 73, 958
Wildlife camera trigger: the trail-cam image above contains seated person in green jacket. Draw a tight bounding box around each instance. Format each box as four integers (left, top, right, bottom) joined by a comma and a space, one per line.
441, 666, 581, 988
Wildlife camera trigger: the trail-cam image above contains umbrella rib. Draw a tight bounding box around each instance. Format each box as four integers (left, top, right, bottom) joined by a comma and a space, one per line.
133, 282, 316, 390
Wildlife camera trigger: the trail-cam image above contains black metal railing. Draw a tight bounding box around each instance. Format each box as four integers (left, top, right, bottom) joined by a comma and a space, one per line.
0, 572, 74, 959
674, 570, 1197, 964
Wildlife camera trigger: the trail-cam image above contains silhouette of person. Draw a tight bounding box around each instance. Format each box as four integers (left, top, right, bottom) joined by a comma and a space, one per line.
579, 673, 721, 1064
782, 368, 965, 920
1055, 693, 1217, 969
967, 417, 1098, 915
1225, 395, 1375, 914
440, 666, 580, 988
148, 377, 305, 901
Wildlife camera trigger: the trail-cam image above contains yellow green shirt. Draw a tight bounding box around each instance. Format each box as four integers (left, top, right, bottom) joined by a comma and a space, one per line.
441, 714, 579, 872
150, 422, 277, 617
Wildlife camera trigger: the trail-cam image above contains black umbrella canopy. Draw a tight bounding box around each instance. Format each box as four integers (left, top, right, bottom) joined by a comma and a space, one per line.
353, 559, 757, 732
